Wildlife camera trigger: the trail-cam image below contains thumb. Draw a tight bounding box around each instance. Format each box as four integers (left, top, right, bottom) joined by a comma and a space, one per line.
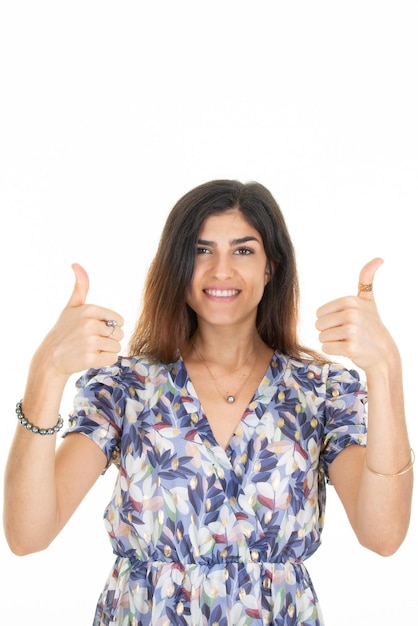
357, 257, 384, 300
67, 263, 90, 307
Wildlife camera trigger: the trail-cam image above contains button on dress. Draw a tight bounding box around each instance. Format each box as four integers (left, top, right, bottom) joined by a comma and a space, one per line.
66, 352, 367, 625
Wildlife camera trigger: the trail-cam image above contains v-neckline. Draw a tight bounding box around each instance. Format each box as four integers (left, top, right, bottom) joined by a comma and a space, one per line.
178, 351, 283, 453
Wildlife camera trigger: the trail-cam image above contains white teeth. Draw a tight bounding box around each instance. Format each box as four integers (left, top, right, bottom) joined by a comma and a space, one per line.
205, 289, 238, 297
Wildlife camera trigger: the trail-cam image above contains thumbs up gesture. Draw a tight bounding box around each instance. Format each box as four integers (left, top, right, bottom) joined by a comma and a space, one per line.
315, 258, 397, 372
33, 264, 124, 381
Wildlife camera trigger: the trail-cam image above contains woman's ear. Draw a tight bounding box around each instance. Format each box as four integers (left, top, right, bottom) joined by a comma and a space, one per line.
264, 262, 272, 286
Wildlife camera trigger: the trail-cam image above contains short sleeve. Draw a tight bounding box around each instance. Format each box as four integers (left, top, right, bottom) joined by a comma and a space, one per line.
62, 361, 128, 470
320, 363, 368, 478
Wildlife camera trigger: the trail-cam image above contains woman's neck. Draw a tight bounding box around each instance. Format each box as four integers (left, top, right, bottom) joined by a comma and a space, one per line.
183, 326, 265, 370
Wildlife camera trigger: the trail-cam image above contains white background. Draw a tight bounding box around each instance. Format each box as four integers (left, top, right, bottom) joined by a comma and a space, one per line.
1, 2, 416, 624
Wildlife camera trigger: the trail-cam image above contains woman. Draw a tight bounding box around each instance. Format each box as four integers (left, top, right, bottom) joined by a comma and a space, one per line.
4, 180, 413, 625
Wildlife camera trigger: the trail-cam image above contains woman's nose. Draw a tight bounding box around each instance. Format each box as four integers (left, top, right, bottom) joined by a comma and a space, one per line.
211, 253, 234, 279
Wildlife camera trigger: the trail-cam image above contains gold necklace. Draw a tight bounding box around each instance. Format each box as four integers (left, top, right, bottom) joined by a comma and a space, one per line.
192, 340, 261, 404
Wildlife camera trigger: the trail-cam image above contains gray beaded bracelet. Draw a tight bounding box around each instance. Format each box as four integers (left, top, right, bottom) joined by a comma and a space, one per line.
16, 400, 64, 435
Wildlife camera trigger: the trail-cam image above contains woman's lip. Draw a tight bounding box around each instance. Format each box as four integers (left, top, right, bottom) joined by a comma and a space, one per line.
203, 289, 240, 297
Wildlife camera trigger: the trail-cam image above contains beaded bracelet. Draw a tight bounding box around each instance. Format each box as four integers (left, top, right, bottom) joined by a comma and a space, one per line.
16, 400, 64, 435
366, 448, 415, 477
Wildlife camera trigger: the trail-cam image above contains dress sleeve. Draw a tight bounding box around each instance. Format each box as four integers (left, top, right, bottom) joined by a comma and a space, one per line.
320, 363, 368, 478
62, 359, 129, 470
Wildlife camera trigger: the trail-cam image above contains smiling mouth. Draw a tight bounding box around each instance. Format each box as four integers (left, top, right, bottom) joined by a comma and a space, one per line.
204, 289, 240, 297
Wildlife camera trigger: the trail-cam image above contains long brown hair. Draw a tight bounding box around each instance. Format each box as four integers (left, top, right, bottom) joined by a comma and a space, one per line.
128, 179, 323, 363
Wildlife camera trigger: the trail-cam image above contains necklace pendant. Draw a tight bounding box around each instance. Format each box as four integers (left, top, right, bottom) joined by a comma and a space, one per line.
226, 395, 236, 404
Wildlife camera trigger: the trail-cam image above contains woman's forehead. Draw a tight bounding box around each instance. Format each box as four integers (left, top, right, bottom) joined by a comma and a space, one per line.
199, 209, 260, 237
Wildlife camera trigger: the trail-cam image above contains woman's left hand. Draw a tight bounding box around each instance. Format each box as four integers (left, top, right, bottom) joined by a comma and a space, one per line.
315, 257, 398, 372
320, 258, 412, 556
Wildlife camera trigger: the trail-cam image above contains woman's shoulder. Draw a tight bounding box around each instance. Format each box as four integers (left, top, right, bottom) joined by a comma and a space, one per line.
277, 351, 364, 384
76, 354, 177, 391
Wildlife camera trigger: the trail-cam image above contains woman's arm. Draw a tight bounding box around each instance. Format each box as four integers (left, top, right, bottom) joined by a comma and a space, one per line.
3, 264, 124, 554
317, 258, 413, 555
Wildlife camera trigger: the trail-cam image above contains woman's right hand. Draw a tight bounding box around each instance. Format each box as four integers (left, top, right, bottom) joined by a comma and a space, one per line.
4, 262, 124, 554
31, 263, 124, 382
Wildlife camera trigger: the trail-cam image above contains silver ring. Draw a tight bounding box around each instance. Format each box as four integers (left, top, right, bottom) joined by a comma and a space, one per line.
106, 319, 118, 336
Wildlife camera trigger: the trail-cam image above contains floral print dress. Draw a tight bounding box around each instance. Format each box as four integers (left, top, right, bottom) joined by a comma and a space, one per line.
65, 352, 367, 625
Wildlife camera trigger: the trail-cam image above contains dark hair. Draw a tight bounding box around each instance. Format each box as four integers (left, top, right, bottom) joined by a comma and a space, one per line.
128, 179, 321, 363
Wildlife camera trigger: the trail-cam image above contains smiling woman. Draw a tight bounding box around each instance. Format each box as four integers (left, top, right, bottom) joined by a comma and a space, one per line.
186, 211, 270, 331
3, 180, 413, 626
129, 180, 303, 364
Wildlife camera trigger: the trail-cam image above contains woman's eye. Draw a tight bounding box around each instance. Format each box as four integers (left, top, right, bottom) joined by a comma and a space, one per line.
196, 246, 210, 255
234, 247, 253, 255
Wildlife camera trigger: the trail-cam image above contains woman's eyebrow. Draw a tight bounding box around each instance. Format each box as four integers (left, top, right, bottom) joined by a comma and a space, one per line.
230, 236, 260, 245
197, 236, 260, 246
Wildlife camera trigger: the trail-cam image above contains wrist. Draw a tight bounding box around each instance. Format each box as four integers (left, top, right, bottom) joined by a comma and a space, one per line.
29, 347, 71, 390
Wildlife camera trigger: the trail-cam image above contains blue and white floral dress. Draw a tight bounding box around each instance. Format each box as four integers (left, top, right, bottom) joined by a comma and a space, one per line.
65, 351, 367, 625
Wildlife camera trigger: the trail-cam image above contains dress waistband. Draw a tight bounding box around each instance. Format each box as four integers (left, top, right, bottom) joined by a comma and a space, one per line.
121, 556, 304, 579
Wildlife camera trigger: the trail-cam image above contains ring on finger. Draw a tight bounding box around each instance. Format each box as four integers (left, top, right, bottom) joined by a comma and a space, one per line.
106, 319, 118, 336
358, 282, 373, 293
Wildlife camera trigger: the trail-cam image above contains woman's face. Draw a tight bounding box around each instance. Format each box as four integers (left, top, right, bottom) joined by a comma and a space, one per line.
187, 209, 270, 330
